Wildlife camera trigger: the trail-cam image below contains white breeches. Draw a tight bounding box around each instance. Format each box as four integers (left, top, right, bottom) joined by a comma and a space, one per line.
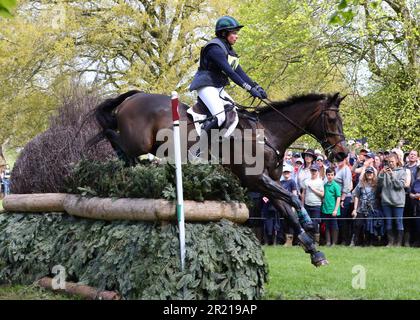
197, 86, 235, 127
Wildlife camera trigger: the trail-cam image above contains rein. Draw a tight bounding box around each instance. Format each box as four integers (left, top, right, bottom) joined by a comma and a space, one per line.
258, 98, 346, 158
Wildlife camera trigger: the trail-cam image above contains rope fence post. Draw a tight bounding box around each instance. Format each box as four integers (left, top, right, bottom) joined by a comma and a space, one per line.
171, 91, 186, 273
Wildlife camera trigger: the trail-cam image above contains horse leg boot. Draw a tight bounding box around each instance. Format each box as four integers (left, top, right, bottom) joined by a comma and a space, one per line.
256, 174, 328, 267
271, 198, 328, 267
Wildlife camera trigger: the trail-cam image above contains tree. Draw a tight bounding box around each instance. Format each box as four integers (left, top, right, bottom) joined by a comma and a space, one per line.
0, 0, 16, 17
327, 0, 419, 149
0, 0, 228, 148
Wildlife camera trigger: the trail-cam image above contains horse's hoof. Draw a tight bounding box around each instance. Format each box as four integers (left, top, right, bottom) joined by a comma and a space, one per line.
311, 251, 329, 267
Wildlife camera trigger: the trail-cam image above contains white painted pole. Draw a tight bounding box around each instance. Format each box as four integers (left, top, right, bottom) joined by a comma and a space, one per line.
171, 91, 186, 272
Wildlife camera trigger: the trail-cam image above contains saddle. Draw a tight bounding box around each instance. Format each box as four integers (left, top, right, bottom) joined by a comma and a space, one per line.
186, 97, 239, 138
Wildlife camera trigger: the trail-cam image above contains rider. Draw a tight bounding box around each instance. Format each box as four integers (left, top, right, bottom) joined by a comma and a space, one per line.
189, 16, 268, 136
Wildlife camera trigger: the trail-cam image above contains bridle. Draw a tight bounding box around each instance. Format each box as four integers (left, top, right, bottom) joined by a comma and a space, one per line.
260, 98, 346, 159
319, 106, 346, 158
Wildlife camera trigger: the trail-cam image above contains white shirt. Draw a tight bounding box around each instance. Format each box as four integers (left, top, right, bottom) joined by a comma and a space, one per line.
302, 177, 324, 206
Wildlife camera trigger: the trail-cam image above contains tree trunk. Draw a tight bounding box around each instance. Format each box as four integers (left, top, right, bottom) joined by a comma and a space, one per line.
37, 277, 120, 300
3, 193, 67, 212
2, 193, 249, 223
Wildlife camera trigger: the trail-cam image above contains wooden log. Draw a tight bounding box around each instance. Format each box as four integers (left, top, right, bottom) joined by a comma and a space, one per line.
37, 277, 120, 300
63, 194, 249, 223
3, 193, 66, 213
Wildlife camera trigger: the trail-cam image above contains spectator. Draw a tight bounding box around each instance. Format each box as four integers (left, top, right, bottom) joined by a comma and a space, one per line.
284, 150, 293, 165
404, 150, 419, 246
1, 164, 11, 196
261, 196, 282, 245
297, 148, 316, 193
322, 168, 342, 246
335, 157, 353, 245
374, 154, 383, 172
409, 165, 420, 247
280, 163, 298, 246
301, 164, 324, 244
351, 148, 369, 187
352, 166, 384, 246
378, 152, 407, 247
292, 157, 303, 187
316, 155, 328, 182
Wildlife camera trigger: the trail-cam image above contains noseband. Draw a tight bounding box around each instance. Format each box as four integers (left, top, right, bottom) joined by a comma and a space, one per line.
319, 107, 346, 158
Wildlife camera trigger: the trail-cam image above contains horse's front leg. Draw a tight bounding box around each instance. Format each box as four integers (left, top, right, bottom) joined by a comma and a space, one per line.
256, 173, 328, 267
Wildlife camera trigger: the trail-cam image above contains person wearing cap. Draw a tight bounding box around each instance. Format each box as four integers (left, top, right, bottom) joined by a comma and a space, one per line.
301, 164, 324, 244
297, 148, 316, 194
292, 157, 304, 187
280, 163, 299, 246
334, 157, 354, 245
315, 155, 328, 182
189, 16, 267, 138
284, 150, 293, 165
352, 166, 383, 246
378, 152, 407, 246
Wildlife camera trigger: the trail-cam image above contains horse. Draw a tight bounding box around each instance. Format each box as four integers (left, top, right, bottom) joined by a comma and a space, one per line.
86, 90, 349, 267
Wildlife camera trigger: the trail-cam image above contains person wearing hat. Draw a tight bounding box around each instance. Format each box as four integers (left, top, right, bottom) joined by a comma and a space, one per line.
189, 16, 268, 139
290, 157, 303, 186
280, 163, 299, 246
301, 164, 324, 244
352, 166, 383, 246
297, 148, 316, 194
316, 155, 328, 182
284, 150, 293, 165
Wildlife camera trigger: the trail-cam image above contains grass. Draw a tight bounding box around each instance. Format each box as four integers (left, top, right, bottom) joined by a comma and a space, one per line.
263, 245, 420, 300
1, 246, 419, 300
0, 284, 73, 300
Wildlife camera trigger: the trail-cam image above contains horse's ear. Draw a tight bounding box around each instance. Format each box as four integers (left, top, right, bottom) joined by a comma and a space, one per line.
329, 92, 340, 104
338, 94, 347, 104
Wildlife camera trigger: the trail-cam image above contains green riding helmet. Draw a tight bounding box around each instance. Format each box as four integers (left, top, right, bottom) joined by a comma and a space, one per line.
215, 16, 244, 33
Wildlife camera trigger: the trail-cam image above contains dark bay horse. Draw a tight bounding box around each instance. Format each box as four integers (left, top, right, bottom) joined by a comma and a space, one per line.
87, 90, 349, 267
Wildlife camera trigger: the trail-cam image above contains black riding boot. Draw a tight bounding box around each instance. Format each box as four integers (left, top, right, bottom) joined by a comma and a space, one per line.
196, 117, 219, 157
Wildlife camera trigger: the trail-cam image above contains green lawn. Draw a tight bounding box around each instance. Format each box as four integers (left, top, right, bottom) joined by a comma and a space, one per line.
0, 246, 419, 300
264, 245, 420, 300
0, 284, 71, 300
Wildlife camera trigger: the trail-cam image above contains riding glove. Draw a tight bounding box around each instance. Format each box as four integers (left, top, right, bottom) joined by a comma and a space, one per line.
255, 85, 268, 99
249, 86, 263, 99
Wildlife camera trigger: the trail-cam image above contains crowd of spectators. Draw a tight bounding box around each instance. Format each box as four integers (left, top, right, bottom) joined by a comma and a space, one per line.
0, 164, 11, 197
253, 144, 420, 248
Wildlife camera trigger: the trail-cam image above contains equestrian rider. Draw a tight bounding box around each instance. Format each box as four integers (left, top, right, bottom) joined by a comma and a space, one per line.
189, 16, 268, 136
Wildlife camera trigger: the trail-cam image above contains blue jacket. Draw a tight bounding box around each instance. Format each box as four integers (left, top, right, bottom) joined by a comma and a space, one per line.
189, 37, 254, 91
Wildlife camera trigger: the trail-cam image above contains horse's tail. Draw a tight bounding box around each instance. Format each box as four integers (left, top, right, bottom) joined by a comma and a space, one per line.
86, 90, 141, 149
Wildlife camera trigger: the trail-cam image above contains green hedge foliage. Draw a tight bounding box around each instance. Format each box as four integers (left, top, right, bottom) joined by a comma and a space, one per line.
0, 213, 268, 300
65, 159, 249, 203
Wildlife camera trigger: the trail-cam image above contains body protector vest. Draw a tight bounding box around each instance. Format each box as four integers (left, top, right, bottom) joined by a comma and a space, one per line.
189, 38, 239, 91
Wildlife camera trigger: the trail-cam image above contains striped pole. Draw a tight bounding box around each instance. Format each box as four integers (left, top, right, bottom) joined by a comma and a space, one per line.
171, 91, 186, 272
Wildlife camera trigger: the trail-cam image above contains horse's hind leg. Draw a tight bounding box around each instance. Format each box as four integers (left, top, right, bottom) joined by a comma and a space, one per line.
104, 129, 136, 166
255, 173, 328, 267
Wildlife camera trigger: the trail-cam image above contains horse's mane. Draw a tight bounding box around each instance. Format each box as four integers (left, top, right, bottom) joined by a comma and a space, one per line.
252, 93, 330, 114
